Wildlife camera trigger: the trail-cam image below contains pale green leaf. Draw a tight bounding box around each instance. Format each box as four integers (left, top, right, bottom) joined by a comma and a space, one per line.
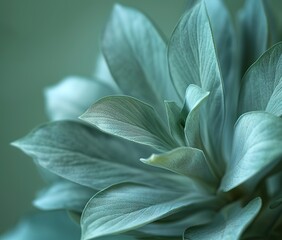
238, 0, 268, 74
239, 42, 282, 116
81, 182, 211, 239
103, 4, 180, 114
164, 101, 186, 146
12, 121, 162, 190
220, 112, 282, 192
137, 211, 214, 237
184, 198, 262, 240
45, 76, 116, 120
141, 147, 217, 188
168, 2, 225, 165
80, 96, 177, 151
184, 85, 209, 149
33, 181, 95, 212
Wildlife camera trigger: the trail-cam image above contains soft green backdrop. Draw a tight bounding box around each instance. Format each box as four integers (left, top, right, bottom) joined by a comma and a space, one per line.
0, 0, 281, 234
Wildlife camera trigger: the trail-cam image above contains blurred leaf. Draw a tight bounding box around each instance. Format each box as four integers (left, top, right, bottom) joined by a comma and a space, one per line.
239, 42, 282, 116
238, 0, 268, 74
184, 198, 262, 240
33, 180, 95, 212
168, 2, 225, 166
103, 4, 180, 115
0, 211, 80, 240
220, 112, 282, 192
81, 182, 210, 239
81, 96, 177, 151
45, 76, 116, 120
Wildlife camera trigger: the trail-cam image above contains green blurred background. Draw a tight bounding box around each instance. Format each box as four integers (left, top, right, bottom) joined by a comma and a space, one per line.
0, 0, 281, 234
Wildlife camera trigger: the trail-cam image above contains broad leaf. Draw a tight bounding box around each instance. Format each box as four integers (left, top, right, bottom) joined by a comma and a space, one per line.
81, 182, 211, 239
239, 42, 282, 116
141, 147, 217, 189
45, 76, 116, 120
80, 96, 177, 151
168, 2, 225, 166
12, 121, 161, 190
102, 4, 180, 115
238, 0, 268, 74
184, 198, 262, 240
220, 112, 282, 192
33, 181, 95, 212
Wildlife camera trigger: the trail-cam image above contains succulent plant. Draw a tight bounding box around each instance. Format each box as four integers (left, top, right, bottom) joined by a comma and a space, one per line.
4, 0, 282, 239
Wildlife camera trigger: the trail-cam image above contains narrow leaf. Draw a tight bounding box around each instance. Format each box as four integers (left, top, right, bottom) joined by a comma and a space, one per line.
184, 198, 262, 240
80, 96, 177, 151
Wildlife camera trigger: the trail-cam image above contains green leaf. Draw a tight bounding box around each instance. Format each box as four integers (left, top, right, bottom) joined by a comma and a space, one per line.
220, 112, 282, 192
45, 76, 116, 120
81, 182, 210, 239
141, 147, 217, 188
184, 198, 262, 240
80, 96, 177, 151
164, 101, 186, 146
239, 42, 282, 116
238, 0, 268, 74
184, 85, 209, 149
12, 121, 161, 190
168, 2, 225, 166
33, 181, 95, 212
0, 211, 80, 240
102, 4, 180, 115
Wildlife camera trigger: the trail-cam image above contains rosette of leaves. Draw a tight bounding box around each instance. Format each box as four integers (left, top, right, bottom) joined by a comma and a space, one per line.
8, 0, 282, 239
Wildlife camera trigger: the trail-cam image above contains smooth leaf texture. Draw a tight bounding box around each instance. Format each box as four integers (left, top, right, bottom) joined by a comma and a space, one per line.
103, 4, 180, 114
164, 101, 186, 146
45, 76, 116, 120
184, 198, 262, 240
0, 211, 80, 240
168, 2, 225, 166
33, 181, 95, 212
141, 147, 217, 188
12, 121, 163, 190
184, 85, 209, 149
238, 0, 268, 74
81, 96, 177, 151
221, 112, 282, 192
81, 182, 210, 239
239, 42, 282, 116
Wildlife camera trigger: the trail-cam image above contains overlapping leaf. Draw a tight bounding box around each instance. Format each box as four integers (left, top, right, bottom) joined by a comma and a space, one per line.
184, 198, 262, 240
81, 96, 177, 151
81, 182, 211, 239
168, 2, 225, 167
239, 42, 282, 117
221, 112, 282, 192
102, 4, 180, 115
45, 76, 116, 120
